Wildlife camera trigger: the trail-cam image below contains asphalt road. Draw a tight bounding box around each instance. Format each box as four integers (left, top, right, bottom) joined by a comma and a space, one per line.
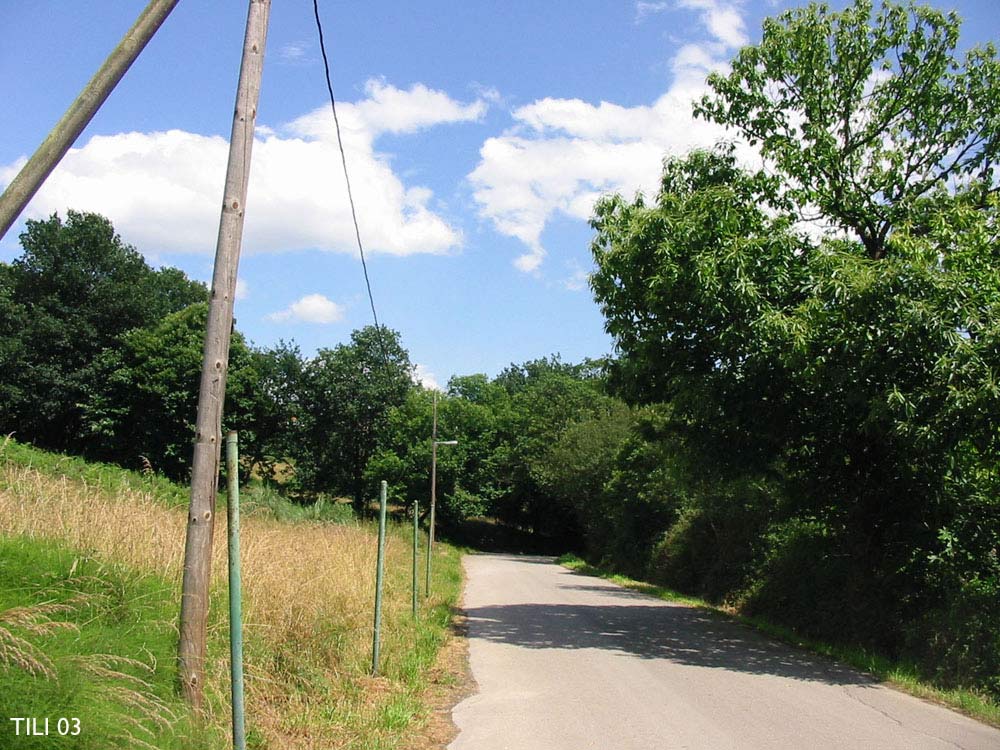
449, 554, 1000, 750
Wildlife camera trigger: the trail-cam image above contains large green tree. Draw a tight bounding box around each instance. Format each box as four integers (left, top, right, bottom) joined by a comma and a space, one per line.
365, 388, 487, 527
297, 325, 413, 511
239, 341, 306, 484
696, 0, 998, 260
0, 212, 206, 450
590, 0, 1000, 689
366, 376, 516, 529
490, 357, 610, 543
82, 303, 256, 480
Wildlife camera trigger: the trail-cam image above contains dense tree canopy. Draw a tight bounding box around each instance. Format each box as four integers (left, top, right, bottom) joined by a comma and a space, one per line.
297, 326, 413, 511
0, 212, 206, 451
83, 303, 256, 479
240, 341, 307, 485
696, 0, 999, 260
591, 0, 1000, 693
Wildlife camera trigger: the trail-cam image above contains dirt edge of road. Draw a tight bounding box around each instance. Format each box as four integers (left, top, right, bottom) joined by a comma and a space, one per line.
405, 604, 477, 750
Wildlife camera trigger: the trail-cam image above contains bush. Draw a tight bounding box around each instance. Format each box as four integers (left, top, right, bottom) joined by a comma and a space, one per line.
740, 519, 884, 646
239, 483, 356, 525
909, 575, 1000, 699
649, 481, 775, 602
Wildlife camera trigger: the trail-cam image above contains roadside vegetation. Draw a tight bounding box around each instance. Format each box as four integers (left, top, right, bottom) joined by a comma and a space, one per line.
0, 440, 462, 749
578, 0, 1000, 709
0, 535, 208, 750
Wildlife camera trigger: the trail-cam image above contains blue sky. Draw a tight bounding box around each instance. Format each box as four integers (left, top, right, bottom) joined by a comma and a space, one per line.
2, 0, 997, 389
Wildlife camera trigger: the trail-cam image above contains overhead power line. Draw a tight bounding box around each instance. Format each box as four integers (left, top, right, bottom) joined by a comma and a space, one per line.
311, 0, 387, 348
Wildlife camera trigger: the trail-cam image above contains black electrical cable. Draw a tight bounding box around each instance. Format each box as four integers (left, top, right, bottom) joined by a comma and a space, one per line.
312, 0, 393, 366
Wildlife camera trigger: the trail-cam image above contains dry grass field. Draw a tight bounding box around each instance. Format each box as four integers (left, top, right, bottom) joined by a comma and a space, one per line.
0, 440, 463, 749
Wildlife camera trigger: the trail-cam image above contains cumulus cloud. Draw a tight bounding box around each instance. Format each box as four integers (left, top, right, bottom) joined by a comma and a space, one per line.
1, 80, 489, 258
471, 132, 669, 272
635, 2, 671, 22
413, 363, 443, 391
235, 278, 249, 300
285, 79, 486, 144
681, 0, 748, 48
470, 0, 753, 272
471, 83, 503, 105
268, 293, 344, 324
356, 78, 487, 135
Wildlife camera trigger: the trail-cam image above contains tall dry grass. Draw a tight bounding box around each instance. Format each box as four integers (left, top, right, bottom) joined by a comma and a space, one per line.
0, 455, 441, 748
0, 600, 78, 677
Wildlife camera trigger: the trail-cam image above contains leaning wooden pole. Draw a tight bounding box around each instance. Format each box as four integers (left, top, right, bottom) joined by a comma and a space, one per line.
0, 0, 180, 241
178, 0, 270, 710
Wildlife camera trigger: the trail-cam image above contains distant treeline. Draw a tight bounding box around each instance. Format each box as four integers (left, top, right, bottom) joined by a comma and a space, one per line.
0, 210, 615, 539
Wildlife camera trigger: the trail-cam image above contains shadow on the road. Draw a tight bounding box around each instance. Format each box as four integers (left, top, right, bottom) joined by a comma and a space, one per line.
463, 594, 873, 687
558, 583, 656, 599
470, 553, 557, 566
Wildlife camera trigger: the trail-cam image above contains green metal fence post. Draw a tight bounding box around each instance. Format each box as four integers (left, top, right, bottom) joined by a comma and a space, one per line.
372, 480, 388, 675
225, 431, 246, 750
412, 497, 419, 618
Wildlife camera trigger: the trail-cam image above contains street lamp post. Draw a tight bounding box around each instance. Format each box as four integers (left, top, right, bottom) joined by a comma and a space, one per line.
426, 391, 457, 598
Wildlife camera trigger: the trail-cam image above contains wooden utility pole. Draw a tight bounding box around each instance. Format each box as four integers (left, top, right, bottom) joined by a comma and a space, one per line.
0, 0, 180, 242
178, 0, 270, 710
426, 394, 457, 598
426, 392, 438, 598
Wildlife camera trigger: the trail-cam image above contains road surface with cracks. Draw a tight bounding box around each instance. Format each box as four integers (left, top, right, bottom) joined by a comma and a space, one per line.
449, 553, 1000, 750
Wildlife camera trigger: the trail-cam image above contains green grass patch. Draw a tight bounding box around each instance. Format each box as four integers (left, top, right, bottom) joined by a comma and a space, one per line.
0, 535, 222, 749
0, 439, 189, 507
1, 438, 361, 526
557, 553, 704, 607
330, 536, 463, 750
239, 482, 356, 525
557, 553, 1000, 729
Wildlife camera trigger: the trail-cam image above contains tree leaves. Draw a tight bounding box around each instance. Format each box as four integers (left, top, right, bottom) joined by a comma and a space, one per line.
696, 0, 1000, 260
590, 0, 1000, 691
0, 212, 206, 452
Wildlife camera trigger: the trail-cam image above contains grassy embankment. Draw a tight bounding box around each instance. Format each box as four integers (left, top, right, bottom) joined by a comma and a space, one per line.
0, 438, 463, 749
558, 553, 1000, 729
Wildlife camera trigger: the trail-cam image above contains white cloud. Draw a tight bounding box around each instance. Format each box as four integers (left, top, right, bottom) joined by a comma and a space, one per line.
413, 363, 443, 391
635, 2, 671, 22
235, 278, 249, 300
278, 41, 310, 62
469, 92, 742, 270
267, 293, 344, 324
469, 1, 753, 272
0, 157, 26, 188
357, 78, 487, 135
471, 83, 503, 105
562, 263, 590, 292
1, 80, 489, 259
514, 248, 545, 274
636, 0, 746, 45
678, 0, 748, 49
286, 79, 486, 142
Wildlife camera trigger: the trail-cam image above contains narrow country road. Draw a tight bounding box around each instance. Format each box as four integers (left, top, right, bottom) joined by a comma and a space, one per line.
449, 554, 1000, 750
